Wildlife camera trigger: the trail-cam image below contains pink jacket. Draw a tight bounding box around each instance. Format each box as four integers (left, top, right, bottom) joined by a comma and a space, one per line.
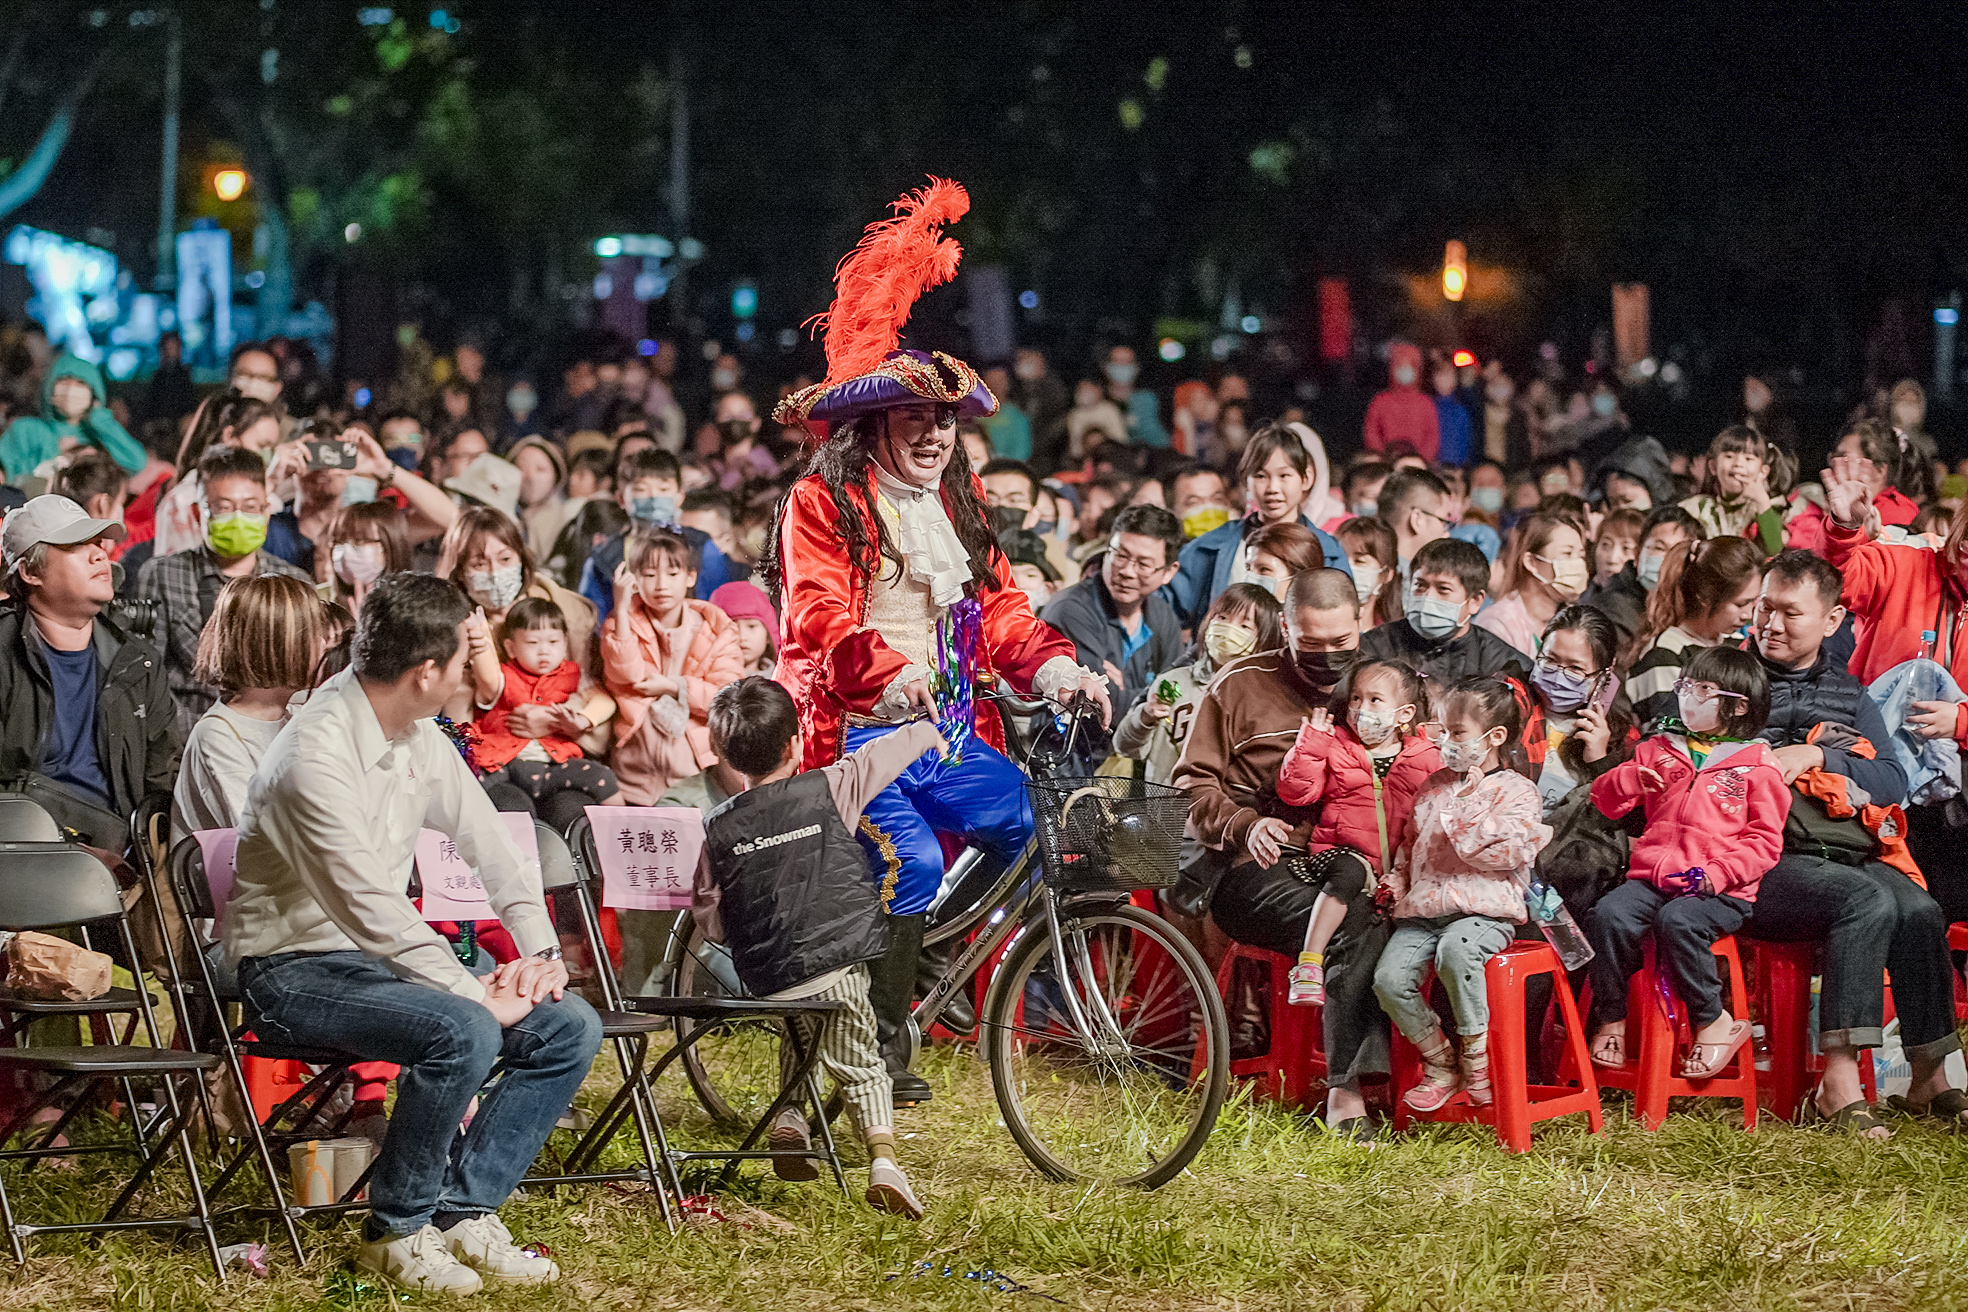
601, 596, 744, 803
1590, 736, 1789, 901
1362, 343, 1439, 461
1276, 723, 1441, 874
1389, 768, 1550, 923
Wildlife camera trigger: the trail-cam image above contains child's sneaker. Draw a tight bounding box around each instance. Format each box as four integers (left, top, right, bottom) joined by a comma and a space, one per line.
1402, 1030, 1461, 1113
1287, 954, 1325, 1007
1460, 1035, 1493, 1107
866, 1158, 925, 1220
768, 1106, 819, 1182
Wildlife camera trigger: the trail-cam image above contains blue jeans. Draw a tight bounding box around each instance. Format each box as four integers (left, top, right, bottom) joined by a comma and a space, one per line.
1374, 914, 1516, 1041
843, 724, 1033, 916
239, 950, 602, 1237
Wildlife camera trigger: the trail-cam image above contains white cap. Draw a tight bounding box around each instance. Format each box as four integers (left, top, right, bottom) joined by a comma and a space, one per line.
2, 494, 125, 572
443, 453, 523, 521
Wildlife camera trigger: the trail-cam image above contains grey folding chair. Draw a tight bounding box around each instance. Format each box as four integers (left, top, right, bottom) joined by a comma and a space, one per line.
567, 816, 849, 1197
0, 796, 60, 843
0, 842, 225, 1276
519, 822, 677, 1230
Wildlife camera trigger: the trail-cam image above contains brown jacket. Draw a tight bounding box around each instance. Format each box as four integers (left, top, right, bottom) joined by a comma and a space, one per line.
1172, 650, 1322, 853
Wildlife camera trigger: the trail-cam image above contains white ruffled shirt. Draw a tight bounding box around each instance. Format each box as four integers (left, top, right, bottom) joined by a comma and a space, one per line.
866, 460, 1094, 721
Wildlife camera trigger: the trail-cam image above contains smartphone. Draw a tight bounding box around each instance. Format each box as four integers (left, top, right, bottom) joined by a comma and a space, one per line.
1588, 669, 1619, 717
304, 438, 359, 471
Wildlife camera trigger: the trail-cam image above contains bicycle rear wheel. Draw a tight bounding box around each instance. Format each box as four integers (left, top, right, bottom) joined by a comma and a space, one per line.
982, 900, 1227, 1188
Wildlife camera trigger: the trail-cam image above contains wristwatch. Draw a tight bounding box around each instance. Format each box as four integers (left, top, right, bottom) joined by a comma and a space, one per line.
377, 463, 398, 489
533, 945, 564, 962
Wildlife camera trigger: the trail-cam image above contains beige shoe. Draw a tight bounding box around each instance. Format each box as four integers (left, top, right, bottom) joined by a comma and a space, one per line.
355, 1224, 483, 1296
866, 1158, 925, 1220
768, 1106, 819, 1182
441, 1213, 560, 1284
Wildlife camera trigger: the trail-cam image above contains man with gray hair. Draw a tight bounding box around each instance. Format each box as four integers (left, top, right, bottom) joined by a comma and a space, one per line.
0, 494, 177, 849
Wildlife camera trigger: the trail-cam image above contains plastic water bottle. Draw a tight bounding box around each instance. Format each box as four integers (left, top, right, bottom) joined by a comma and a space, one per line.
1526, 880, 1595, 970
1919, 630, 1937, 663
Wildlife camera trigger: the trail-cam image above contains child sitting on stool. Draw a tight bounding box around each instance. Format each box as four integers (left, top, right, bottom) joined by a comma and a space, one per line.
693, 675, 946, 1219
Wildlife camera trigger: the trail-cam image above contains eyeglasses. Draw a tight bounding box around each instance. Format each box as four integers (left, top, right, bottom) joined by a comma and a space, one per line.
1673, 678, 1747, 703
1106, 549, 1169, 576
1533, 654, 1600, 679
1413, 507, 1453, 527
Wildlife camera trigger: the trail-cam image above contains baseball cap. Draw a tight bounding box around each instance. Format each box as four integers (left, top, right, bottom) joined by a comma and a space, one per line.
2, 494, 125, 572
997, 527, 1061, 582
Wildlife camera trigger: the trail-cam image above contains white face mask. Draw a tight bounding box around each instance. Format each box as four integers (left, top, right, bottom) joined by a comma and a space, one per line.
1677, 689, 1723, 734
1439, 729, 1500, 774
465, 560, 524, 610
1350, 704, 1407, 747
1352, 562, 1380, 604
331, 541, 385, 586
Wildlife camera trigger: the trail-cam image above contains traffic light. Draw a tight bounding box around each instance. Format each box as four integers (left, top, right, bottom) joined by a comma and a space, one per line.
1442, 240, 1467, 302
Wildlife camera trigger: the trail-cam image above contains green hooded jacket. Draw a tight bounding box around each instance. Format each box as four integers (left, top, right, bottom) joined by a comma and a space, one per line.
0, 351, 145, 483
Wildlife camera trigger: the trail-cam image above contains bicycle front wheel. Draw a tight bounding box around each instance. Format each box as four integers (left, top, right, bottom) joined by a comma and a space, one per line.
982, 900, 1228, 1189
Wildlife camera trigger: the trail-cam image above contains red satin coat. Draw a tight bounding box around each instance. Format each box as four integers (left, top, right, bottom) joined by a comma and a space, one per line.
776, 470, 1076, 770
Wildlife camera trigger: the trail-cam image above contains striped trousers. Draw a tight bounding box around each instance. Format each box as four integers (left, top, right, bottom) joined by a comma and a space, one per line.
775, 963, 892, 1136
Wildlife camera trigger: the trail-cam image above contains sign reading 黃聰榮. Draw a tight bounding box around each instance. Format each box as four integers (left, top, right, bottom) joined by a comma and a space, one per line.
586, 806, 704, 911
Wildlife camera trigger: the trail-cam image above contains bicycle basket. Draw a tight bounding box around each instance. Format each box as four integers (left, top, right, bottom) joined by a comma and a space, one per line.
1026, 776, 1190, 893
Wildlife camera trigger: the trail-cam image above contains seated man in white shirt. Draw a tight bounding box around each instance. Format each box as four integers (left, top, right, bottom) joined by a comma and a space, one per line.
225, 573, 601, 1295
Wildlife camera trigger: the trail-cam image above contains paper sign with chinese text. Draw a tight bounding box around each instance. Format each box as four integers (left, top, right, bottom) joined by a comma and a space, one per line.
416, 813, 539, 922
587, 806, 703, 910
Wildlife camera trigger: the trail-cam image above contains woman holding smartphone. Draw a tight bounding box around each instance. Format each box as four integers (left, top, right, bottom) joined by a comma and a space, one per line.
1525, 604, 1636, 816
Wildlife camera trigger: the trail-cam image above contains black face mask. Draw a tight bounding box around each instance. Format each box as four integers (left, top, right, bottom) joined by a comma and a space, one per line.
1294, 646, 1358, 696
718, 419, 756, 446
989, 504, 1027, 536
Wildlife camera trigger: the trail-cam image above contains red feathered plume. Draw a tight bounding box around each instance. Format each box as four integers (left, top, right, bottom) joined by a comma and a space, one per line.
809, 177, 969, 386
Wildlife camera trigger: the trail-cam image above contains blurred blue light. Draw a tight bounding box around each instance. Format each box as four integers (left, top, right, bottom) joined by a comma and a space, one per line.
353, 387, 373, 408
1018, 289, 1039, 310
1240, 315, 1261, 333
735, 323, 757, 344
1936, 307, 1959, 326
357, 7, 393, 25
637, 338, 658, 356
429, 9, 449, 29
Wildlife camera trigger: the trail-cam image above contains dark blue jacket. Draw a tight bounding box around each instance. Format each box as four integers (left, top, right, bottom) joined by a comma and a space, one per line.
1161, 514, 1351, 630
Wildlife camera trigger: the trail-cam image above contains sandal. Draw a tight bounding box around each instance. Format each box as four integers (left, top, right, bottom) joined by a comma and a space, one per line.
1800, 1095, 1890, 1140
1680, 1019, 1751, 1081
1589, 1027, 1627, 1069
1886, 1088, 1968, 1128
1320, 1115, 1379, 1145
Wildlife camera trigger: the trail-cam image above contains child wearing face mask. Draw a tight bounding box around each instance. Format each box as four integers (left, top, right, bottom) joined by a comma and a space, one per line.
1474, 512, 1591, 660
601, 529, 744, 803
1377, 676, 1551, 1110
1114, 583, 1281, 786
1275, 659, 1442, 1006
1585, 646, 1787, 1083
470, 598, 623, 826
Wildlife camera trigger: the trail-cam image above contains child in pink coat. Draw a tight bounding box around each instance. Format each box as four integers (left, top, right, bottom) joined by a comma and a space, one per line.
600, 529, 745, 803
1586, 645, 1789, 1082
1275, 658, 1441, 1005
1374, 676, 1552, 1110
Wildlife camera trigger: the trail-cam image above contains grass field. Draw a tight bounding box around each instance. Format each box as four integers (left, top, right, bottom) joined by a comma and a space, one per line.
5, 1040, 1968, 1312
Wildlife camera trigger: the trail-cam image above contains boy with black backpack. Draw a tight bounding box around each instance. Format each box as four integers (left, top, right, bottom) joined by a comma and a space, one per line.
694, 676, 945, 1218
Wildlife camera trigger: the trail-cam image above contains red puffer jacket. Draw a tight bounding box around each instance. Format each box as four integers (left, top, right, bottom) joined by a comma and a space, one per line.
1276, 723, 1442, 874
1590, 735, 1789, 901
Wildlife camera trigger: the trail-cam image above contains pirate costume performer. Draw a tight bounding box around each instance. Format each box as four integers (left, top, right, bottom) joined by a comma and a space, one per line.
768, 179, 1108, 1104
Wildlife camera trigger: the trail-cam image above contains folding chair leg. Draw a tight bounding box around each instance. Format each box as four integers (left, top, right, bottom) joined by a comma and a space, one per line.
219, 1047, 308, 1267
804, 1070, 848, 1197
161, 1075, 226, 1281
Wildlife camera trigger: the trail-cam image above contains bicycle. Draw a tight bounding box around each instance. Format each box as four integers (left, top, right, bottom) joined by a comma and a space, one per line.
666, 689, 1230, 1189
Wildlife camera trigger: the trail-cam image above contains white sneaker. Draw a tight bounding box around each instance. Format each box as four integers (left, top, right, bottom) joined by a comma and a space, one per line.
355, 1224, 483, 1295
866, 1158, 925, 1220
769, 1107, 819, 1182
441, 1212, 560, 1283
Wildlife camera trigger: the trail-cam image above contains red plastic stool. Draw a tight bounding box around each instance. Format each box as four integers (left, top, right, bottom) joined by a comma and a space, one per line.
1567, 934, 1756, 1130
1197, 943, 1326, 1109
1949, 923, 1968, 1022
1390, 939, 1602, 1153
1749, 939, 1876, 1122
240, 1054, 311, 1124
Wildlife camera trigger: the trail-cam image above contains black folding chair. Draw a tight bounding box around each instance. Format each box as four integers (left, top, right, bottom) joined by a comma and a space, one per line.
162, 834, 364, 1264
517, 822, 677, 1230
568, 816, 848, 1196
0, 842, 225, 1275
0, 796, 60, 843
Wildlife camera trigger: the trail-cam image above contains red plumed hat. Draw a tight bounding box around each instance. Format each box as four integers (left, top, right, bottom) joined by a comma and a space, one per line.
773, 177, 997, 439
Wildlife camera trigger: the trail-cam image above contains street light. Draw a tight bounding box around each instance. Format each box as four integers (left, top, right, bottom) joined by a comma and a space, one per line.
212, 168, 248, 202
1442, 240, 1467, 302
